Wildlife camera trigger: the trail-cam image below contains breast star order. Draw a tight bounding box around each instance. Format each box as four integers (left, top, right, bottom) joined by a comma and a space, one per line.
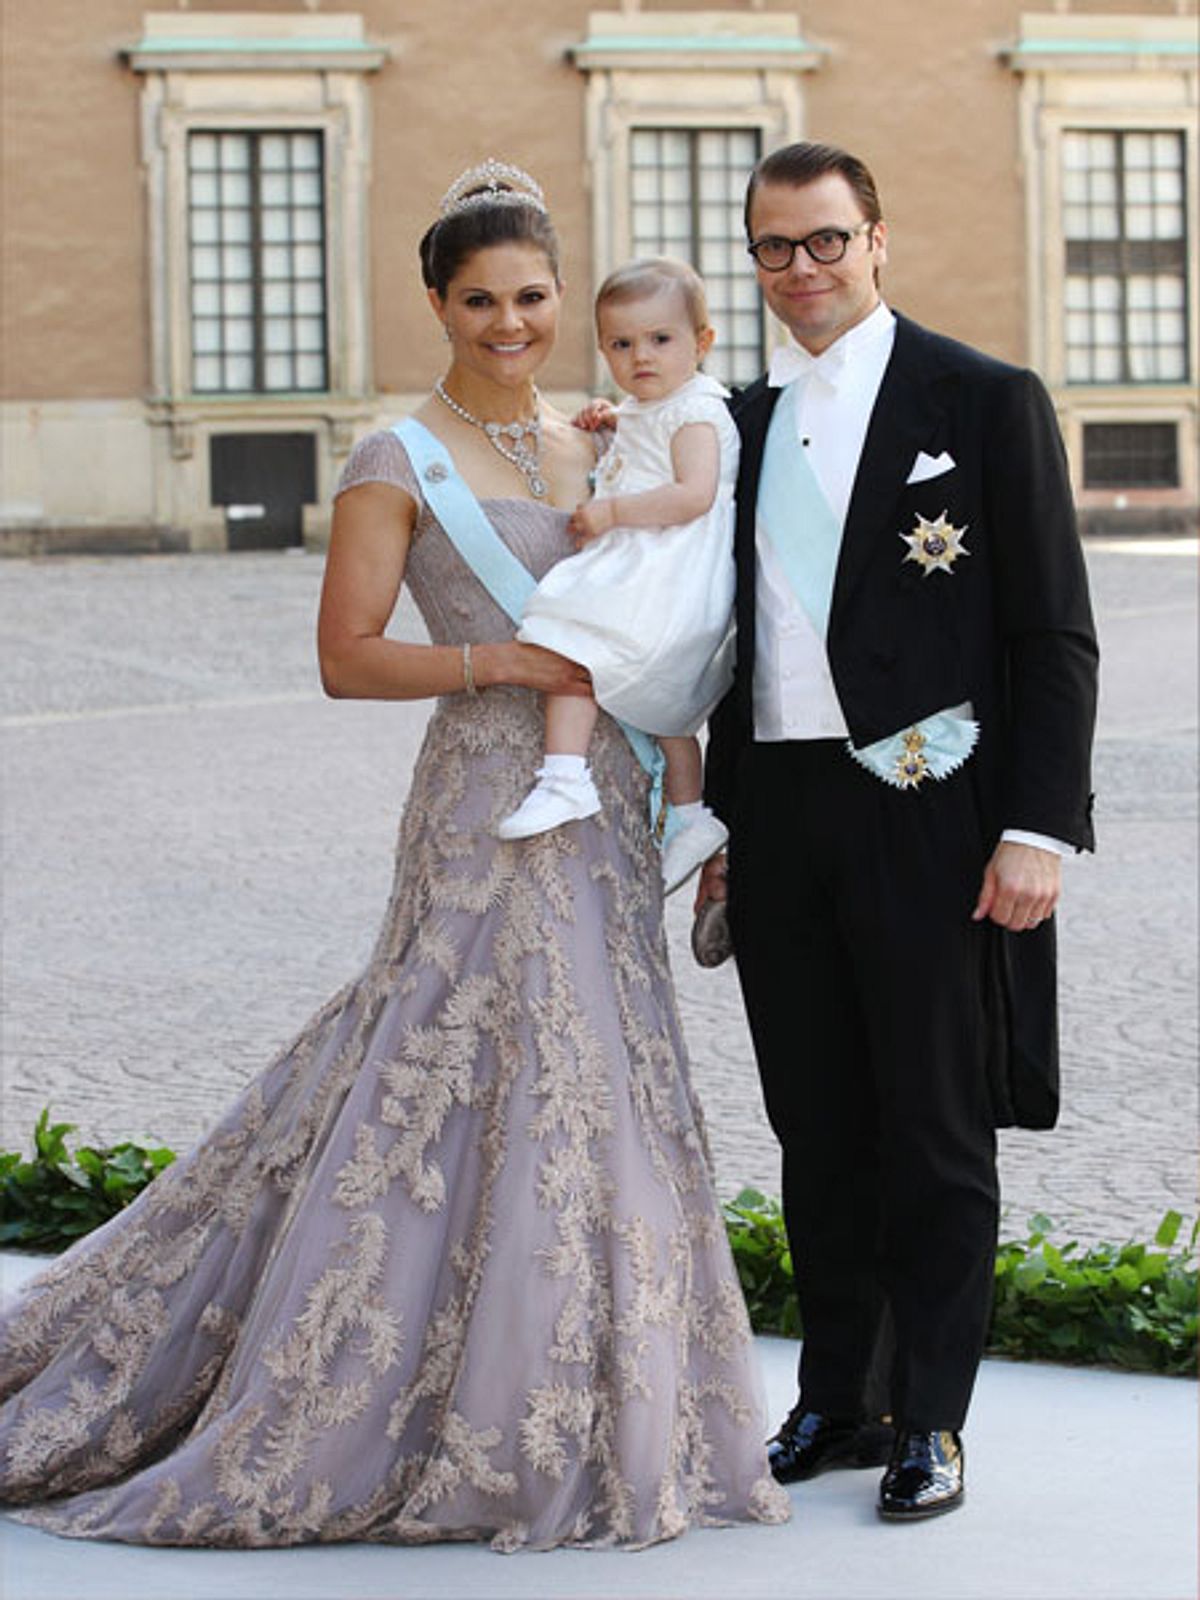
901, 511, 970, 576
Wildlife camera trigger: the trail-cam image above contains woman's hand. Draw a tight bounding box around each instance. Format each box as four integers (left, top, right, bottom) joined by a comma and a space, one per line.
568, 499, 617, 547
572, 398, 618, 432
476, 641, 594, 697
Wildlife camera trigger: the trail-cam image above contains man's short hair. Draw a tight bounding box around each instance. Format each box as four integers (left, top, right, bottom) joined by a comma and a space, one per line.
744, 142, 883, 236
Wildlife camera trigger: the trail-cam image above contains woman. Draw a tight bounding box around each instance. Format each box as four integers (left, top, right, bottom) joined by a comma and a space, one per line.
0, 162, 788, 1551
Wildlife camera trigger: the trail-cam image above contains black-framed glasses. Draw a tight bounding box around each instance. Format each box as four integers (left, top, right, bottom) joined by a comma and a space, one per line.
747, 222, 873, 271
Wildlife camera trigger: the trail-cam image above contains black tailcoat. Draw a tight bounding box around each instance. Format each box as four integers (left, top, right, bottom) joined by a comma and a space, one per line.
707, 312, 1099, 1130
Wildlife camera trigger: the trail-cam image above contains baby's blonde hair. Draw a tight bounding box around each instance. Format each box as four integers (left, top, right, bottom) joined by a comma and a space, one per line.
595, 257, 710, 333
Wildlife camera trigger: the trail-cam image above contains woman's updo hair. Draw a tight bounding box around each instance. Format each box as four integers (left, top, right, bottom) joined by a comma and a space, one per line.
420, 159, 560, 297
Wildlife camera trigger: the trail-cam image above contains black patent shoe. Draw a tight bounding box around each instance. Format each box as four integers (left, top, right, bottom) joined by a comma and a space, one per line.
768, 1407, 895, 1484
877, 1429, 964, 1520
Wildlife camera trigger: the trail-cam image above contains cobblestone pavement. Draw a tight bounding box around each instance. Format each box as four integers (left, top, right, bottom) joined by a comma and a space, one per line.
2, 540, 1195, 1245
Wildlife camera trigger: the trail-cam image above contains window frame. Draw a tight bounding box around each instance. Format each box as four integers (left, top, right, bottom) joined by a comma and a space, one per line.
627, 124, 765, 388
187, 128, 331, 397
1061, 127, 1190, 388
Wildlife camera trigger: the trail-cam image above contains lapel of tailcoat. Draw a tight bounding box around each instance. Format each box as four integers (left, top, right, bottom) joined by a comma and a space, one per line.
830, 313, 953, 623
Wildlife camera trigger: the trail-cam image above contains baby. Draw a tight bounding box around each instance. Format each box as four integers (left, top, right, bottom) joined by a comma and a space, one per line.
497, 257, 737, 895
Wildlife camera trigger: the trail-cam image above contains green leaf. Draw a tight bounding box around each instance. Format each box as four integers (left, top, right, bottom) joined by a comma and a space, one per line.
1014, 1256, 1049, 1291
1155, 1210, 1183, 1249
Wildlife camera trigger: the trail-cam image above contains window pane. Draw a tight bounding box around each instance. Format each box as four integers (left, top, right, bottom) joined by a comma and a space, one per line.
224, 283, 253, 317
191, 245, 220, 280
222, 245, 253, 280
264, 317, 292, 354
294, 244, 324, 279
192, 318, 221, 354
219, 136, 250, 171
189, 173, 218, 207
295, 353, 326, 389
191, 135, 218, 170
264, 354, 294, 390
292, 134, 321, 170
225, 319, 254, 354
221, 172, 251, 208
193, 355, 222, 390
224, 355, 254, 390
260, 135, 290, 170
262, 245, 291, 280
295, 316, 324, 352
295, 281, 324, 315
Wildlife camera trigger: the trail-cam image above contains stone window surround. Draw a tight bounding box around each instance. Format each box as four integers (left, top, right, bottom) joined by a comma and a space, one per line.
570, 10, 821, 391
1003, 12, 1199, 512
122, 9, 387, 530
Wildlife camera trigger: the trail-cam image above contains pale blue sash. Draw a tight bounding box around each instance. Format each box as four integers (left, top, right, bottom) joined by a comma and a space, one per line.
756, 387, 978, 789
847, 703, 979, 789
392, 418, 669, 836
757, 380, 842, 640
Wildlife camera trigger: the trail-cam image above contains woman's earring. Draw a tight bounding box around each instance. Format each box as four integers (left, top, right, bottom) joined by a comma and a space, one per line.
442, 324, 452, 343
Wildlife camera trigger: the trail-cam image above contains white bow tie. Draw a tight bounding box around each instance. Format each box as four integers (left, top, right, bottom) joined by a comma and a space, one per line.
767, 340, 850, 391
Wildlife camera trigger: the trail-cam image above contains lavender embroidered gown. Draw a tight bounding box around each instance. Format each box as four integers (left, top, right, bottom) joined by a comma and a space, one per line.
0, 431, 789, 1551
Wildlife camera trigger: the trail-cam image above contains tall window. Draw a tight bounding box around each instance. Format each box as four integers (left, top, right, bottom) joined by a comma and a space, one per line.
1062, 130, 1188, 385
629, 128, 762, 386
188, 131, 328, 394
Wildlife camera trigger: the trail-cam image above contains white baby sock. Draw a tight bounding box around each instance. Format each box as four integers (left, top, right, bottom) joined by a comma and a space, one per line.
541, 753, 589, 780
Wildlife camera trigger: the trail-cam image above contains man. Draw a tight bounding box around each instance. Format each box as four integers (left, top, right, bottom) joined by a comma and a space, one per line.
700, 142, 1098, 1520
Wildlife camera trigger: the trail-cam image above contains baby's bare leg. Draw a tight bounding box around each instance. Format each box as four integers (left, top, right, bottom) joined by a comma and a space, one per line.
660, 735, 702, 806
545, 693, 599, 756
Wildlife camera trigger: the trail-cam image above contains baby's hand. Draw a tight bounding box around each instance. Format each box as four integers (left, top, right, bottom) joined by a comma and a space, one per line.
567, 499, 616, 546
572, 398, 618, 432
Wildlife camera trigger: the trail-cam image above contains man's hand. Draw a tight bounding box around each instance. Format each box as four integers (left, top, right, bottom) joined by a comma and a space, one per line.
972, 840, 1061, 931
694, 851, 728, 913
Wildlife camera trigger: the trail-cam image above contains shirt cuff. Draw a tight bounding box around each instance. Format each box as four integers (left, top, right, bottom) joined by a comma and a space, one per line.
1001, 828, 1072, 858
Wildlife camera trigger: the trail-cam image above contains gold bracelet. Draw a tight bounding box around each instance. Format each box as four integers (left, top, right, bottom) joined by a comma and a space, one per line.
462, 641, 477, 696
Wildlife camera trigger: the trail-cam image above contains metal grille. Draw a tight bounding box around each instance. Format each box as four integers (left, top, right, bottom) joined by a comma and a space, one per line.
188, 131, 328, 394
1083, 422, 1179, 488
1062, 130, 1188, 384
629, 128, 763, 386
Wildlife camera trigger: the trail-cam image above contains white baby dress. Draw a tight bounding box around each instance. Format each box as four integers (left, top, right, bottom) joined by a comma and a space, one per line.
518, 373, 738, 738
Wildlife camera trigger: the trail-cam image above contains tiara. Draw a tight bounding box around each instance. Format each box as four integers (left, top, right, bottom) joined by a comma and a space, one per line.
438, 159, 547, 219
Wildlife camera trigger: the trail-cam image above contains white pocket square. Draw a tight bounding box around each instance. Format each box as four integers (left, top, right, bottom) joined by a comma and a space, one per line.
906, 450, 956, 484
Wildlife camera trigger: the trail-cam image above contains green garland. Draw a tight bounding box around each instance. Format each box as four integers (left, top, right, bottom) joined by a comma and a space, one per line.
724, 1187, 1198, 1376
2, 1115, 1195, 1375
0, 1109, 176, 1252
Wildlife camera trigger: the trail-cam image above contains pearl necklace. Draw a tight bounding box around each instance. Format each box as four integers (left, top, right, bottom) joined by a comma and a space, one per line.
434, 380, 547, 498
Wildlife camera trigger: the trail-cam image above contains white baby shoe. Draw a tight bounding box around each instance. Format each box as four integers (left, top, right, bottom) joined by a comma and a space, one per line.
496, 767, 601, 840
661, 808, 728, 896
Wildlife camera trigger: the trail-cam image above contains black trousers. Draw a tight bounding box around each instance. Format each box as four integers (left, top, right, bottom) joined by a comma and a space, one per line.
727, 741, 1000, 1431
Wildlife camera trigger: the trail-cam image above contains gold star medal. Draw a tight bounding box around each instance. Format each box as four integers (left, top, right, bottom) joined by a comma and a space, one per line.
901, 511, 969, 576
895, 728, 929, 788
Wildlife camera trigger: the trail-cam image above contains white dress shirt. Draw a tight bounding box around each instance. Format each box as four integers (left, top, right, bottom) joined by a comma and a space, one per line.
750, 301, 1069, 857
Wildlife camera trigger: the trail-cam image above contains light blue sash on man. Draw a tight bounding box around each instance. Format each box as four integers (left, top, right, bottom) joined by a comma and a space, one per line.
755, 384, 978, 787
757, 378, 842, 640
392, 417, 669, 835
